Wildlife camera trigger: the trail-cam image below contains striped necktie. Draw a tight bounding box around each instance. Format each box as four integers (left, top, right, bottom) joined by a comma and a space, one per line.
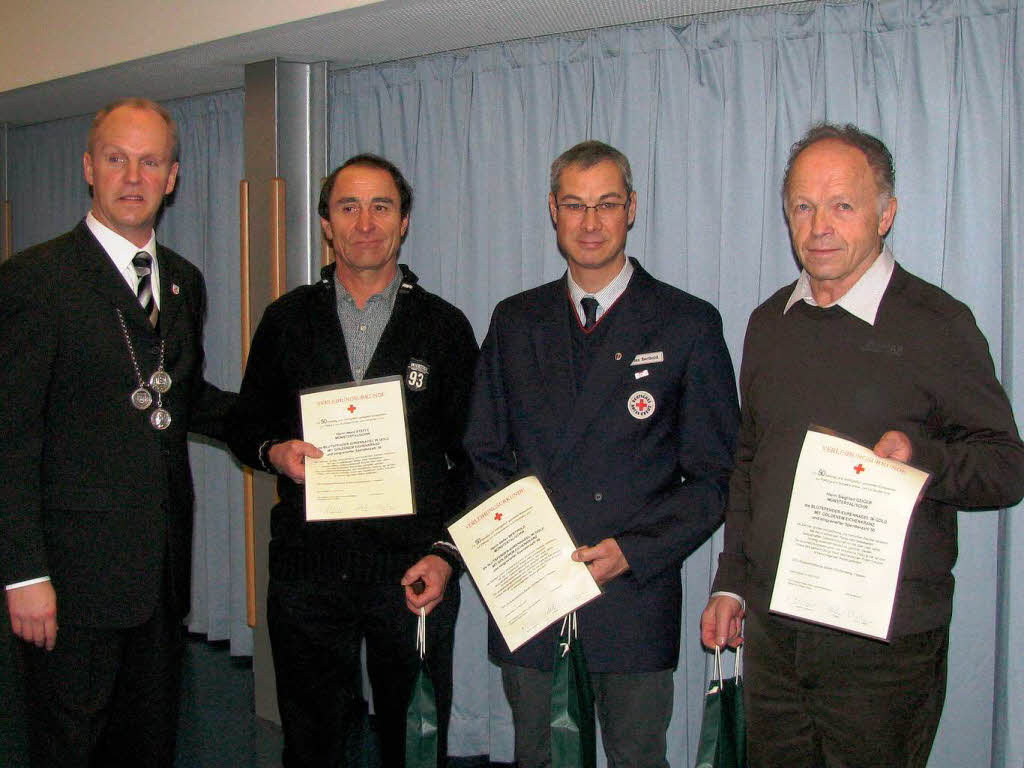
132, 252, 159, 328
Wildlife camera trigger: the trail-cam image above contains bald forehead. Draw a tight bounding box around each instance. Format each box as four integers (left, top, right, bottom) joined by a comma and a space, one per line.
89, 106, 177, 159
788, 139, 878, 196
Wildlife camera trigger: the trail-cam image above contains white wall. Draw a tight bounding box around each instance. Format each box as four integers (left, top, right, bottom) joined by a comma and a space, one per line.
0, 0, 381, 93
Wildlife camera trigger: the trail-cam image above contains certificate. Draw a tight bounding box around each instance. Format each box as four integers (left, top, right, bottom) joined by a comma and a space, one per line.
770, 426, 930, 640
299, 376, 415, 521
448, 476, 602, 652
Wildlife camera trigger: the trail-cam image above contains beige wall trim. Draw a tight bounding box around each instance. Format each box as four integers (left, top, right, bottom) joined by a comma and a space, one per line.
1, 202, 11, 264
239, 179, 257, 629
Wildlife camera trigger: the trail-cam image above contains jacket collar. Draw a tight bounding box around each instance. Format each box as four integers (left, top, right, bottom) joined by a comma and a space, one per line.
72, 219, 185, 339
532, 258, 663, 475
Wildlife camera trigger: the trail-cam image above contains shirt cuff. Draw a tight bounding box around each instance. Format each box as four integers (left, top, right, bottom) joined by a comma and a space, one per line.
710, 590, 745, 611
6, 576, 51, 591
428, 541, 462, 572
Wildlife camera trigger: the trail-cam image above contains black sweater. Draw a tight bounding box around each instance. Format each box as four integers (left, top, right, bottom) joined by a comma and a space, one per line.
227, 263, 479, 583
714, 264, 1024, 635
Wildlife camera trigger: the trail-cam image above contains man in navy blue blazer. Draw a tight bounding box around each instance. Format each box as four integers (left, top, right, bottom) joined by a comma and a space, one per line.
464, 140, 740, 767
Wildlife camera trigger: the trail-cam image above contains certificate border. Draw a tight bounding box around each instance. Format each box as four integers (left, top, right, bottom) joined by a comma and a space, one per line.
769, 423, 932, 642
447, 474, 604, 652
298, 374, 417, 520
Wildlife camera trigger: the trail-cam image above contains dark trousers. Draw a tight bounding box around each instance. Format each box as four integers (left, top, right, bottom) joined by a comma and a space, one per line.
744, 610, 948, 768
268, 575, 459, 768
20, 590, 184, 768
501, 663, 673, 768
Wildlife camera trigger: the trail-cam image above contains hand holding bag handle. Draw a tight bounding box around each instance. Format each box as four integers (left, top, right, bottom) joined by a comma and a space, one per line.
406, 608, 440, 768
695, 644, 747, 768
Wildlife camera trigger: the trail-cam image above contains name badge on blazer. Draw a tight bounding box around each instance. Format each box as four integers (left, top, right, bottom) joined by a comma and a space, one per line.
631, 351, 664, 366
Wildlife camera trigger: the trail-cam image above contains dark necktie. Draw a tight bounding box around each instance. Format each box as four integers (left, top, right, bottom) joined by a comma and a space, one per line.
132, 252, 159, 328
581, 296, 599, 330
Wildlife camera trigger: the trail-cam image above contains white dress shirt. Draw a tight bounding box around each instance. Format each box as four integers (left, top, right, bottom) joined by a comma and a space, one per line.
783, 245, 895, 325
86, 211, 160, 310
567, 257, 634, 327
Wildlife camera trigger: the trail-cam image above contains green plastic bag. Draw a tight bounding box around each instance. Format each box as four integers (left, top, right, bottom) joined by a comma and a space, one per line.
695, 646, 747, 768
551, 612, 596, 768
406, 608, 439, 768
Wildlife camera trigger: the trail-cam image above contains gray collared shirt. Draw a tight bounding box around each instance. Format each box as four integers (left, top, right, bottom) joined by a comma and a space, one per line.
334, 268, 402, 382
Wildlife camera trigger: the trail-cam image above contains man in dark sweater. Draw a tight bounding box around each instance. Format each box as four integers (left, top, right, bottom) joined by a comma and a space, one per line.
701, 124, 1024, 767
227, 155, 478, 767
465, 141, 739, 767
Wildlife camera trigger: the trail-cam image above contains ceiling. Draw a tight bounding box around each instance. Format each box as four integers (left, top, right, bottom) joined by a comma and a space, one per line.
0, 0, 816, 127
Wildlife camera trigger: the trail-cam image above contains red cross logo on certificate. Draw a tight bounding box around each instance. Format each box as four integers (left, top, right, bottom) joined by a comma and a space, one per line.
854, 464, 865, 474
347, 404, 356, 414
494, 512, 502, 521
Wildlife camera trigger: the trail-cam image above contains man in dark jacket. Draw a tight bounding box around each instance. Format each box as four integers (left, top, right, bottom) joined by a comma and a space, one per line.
227, 154, 478, 767
464, 140, 739, 767
0, 97, 234, 767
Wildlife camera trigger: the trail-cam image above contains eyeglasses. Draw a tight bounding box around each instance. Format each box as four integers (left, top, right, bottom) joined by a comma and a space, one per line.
555, 201, 629, 219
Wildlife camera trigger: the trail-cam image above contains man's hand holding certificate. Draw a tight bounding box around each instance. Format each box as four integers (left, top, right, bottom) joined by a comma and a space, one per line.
299, 376, 415, 521
448, 476, 602, 652
770, 427, 930, 640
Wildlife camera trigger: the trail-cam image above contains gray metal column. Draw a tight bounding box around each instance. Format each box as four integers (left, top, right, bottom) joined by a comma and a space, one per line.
243, 59, 329, 723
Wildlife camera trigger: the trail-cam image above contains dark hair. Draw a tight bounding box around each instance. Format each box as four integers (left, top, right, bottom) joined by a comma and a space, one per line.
550, 140, 633, 199
88, 98, 179, 164
318, 154, 413, 221
782, 123, 895, 204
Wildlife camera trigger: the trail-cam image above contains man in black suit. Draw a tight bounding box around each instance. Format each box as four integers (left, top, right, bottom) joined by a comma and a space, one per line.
464, 140, 740, 767
0, 97, 234, 766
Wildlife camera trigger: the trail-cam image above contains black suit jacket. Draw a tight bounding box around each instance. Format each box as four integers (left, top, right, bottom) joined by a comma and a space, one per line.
464, 260, 740, 671
0, 220, 234, 628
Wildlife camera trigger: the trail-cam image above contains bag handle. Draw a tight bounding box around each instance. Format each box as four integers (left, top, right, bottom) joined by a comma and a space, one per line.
416, 607, 427, 660
713, 645, 725, 690
558, 611, 578, 658
712, 644, 743, 685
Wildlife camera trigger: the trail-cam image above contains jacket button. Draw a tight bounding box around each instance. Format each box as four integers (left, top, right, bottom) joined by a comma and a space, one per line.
593, 492, 603, 502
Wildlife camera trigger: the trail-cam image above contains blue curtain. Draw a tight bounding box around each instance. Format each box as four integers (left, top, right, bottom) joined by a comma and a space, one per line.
329, 1, 1024, 765
7, 90, 250, 655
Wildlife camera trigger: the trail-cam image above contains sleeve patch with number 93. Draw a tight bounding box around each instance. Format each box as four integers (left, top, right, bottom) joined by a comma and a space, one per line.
405, 359, 430, 392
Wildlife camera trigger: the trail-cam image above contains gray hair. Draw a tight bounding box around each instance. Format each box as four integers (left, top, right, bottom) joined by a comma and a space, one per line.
782, 122, 895, 206
550, 140, 633, 198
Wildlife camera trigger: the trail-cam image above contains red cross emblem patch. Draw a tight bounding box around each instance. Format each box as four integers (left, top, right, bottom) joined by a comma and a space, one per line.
627, 390, 656, 420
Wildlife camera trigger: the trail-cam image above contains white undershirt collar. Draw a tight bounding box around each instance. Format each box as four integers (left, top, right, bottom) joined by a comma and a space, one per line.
784, 245, 895, 326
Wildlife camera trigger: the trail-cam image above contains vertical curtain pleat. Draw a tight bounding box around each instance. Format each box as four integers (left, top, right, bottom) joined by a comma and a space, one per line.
160, 91, 248, 656
995, 2, 1024, 766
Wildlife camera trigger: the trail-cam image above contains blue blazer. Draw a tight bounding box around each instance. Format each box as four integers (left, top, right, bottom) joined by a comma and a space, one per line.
464, 260, 739, 672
